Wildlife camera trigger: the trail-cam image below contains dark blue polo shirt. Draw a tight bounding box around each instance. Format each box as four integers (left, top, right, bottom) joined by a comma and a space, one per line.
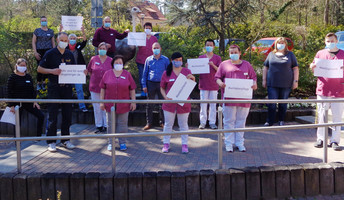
39, 47, 75, 87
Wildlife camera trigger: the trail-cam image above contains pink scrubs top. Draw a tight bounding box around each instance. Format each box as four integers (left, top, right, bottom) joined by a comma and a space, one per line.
99, 69, 136, 113
198, 54, 222, 90
136, 35, 158, 64
313, 49, 344, 97
214, 60, 257, 108
87, 55, 112, 93
160, 68, 192, 114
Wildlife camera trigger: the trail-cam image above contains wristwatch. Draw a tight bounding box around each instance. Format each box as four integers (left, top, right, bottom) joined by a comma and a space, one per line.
294, 80, 298, 82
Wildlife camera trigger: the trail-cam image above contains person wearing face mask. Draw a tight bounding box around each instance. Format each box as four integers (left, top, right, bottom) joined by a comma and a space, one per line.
160, 52, 196, 154
99, 55, 136, 151
215, 45, 257, 152
141, 42, 169, 130
136, 22, 158, 97
87, 42, 113, 133
262, 37, 299, 127
7, 58, 45, 137
198, 39, 222, 130
60, 25, 88, 113
32, 16, 55, 91
92, 16, 130, 58
310, 33, 344, 151
37, 32, 77, 152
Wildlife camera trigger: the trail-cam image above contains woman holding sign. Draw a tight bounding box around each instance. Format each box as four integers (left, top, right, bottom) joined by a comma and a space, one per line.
99, 55, 136, 151
262, 37, 299, 126
215, 45, 257, 152
87, 42, 112, 133
7, 58, 44, 137
160, 52, 196, 154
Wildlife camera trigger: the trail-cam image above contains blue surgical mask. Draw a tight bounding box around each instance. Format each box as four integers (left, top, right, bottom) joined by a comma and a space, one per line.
277, 44, 285, 50
230, 54, 240, 61
41, 21, 47, 27
69, 40, 76, 45
205, 46, 213, 53
153, 49, 160, 55
98, 49, 107, 56
326, 42, 337, 50
104, 23, 111, 28
172, 60, 183, 68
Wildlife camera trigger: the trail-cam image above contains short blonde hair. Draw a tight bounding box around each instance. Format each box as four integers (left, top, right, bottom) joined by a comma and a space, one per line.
273, 37, 289, 53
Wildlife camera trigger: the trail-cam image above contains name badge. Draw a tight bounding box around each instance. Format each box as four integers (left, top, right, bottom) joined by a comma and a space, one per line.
77, 45, 80, 49
95, 62, 100, 65
110, 33, 114, 36
120, 76, 126, 79
169, 79, 175, 82
244, 72, 248, 75
282, 57, 288, 60
47, 34, 50, 36
26, 80, 30, 83
61, 63, 66, 65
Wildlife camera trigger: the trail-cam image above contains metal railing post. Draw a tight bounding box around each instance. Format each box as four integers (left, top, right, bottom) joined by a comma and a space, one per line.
111, 106, 116, 173
218, 106, 223, 169
323, 109, 328, 163
15, 105, 21, 173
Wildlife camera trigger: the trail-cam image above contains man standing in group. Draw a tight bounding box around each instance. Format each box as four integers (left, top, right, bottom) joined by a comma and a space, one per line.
92, 16, 129, 58
310, 32, 344, 151
141, 42, 169, 130
199, 39, 222, 129
37, 32, 76, 152
136, 22, 158, 97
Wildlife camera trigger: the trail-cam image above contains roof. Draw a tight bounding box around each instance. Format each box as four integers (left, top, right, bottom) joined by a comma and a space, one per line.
129, 1, 167, 21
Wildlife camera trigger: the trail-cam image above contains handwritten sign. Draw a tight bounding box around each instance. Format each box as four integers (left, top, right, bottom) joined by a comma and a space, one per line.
58, 65, 86, 84
167, 74, 196, 106
61, 16, 83, 31
224, 78, 253, 99
127, 32, 146, 46
314, 58, 344, 78
187, 58, 210, 74
0, 107, 15, 125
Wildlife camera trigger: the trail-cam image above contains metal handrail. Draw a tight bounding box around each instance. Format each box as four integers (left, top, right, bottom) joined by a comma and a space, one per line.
0, 98, 341, 173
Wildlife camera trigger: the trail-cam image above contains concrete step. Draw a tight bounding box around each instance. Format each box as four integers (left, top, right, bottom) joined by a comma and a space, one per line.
295, 115, 315, 124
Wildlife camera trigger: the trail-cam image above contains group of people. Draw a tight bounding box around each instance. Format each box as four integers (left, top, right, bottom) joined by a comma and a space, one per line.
6, 15, 344, 154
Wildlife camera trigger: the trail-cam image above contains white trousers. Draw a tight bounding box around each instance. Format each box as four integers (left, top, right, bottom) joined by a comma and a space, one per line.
223, 106, 250, 147
162, 110, 189, 145
316, 95, 344, 144
200, 90, 218, 125
90, 92, 107, 128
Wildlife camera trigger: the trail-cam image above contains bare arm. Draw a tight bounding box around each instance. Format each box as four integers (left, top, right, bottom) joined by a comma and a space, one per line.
32, 34, 41, 60
51, 36, 55, 48
216, 79, 225, 88
100, 88, 105, 110
81, 25, 86, 41
130, 89, 136, 111
292, 66, 299, 89
262, 66, 268, 88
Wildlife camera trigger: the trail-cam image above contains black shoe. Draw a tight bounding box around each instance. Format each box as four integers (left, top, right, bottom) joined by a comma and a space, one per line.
314, 139, 323, 148
330, 142, 342, 151
95, 127, 103, 133
102, 127, 107, 132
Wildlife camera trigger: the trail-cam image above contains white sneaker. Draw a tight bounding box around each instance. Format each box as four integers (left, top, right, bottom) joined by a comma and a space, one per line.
225, 145, 233, 152
63, 141, 75, 149
47, 143, 57, 152
237, 145, 246, 152
107, 144, 112, 151
199, 124, 206, 129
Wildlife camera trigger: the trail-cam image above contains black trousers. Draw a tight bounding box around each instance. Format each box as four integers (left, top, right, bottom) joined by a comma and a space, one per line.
47, 85, 72, 144
146, 81, 164, 125
20, 103, 44, 136
36, 49, 50, 82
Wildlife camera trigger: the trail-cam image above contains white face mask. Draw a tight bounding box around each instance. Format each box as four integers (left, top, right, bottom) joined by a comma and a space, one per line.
114, 64, 123, 71
58, 41, 68, 49
17, 66, 27, 73
145, 29, 152, 35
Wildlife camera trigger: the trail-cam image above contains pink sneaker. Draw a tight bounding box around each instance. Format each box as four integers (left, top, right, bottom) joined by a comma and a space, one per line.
182, 144, 189, 154
162, 143, 170, 153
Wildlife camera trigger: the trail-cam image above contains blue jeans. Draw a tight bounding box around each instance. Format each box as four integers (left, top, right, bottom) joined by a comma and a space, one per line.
75, 84, 86, 110
267, 87, 291, 124
136, 62, 144, 91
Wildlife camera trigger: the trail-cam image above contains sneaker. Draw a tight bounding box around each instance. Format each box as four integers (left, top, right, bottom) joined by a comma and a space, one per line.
119, 143, 127, 151
199, 124, 206, 129
143, 124, 152, 130
209, 124, 218, 129
107, 144, 112, 151
279, 121, 285, 126
182, 144, 189, 154
63, 141, 75, 149
95, 127, 103, 133
264, 122, 272, 126
330, 142, 341, 151
101, 127, 107, 132
225, 145, 233, 152
237, 145, 246, 152
47, 143, 57, 152
82, 108, 88, 112
314, 139, 323, 148
162, 143, 170, 153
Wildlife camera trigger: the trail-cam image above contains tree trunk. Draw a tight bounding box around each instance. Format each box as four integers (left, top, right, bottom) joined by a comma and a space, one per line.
324, 0, 330, 25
